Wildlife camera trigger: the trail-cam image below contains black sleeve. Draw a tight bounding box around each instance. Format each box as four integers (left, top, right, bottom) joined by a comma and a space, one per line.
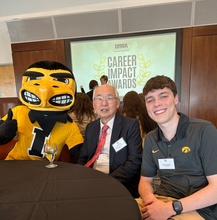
69, 143, 83, 164
81, 88, 85, 93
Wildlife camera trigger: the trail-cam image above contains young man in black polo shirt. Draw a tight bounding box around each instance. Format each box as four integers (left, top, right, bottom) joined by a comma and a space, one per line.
137, 75, 217, 219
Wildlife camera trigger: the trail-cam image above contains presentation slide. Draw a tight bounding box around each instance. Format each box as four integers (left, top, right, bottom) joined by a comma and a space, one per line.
70, 32, 176, 99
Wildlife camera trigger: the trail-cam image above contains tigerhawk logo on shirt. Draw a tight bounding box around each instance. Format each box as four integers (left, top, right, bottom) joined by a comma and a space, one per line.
182, 146, 191, 153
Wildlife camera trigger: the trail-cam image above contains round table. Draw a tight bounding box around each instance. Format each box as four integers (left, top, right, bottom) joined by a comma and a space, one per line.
0, 160, 141, 220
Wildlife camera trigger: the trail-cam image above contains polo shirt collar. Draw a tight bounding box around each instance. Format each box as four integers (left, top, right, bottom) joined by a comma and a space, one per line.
158, 113, 189, 141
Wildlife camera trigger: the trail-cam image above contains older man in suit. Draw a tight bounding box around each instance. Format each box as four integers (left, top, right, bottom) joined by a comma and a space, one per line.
78, 84, 142, 197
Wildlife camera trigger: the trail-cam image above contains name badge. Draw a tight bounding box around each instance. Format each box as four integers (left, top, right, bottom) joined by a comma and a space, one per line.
112, 137, 127, 152
158, 158, 175, 169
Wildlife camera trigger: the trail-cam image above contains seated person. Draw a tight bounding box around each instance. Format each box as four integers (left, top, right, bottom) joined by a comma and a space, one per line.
122, 91, 157, 146
68, 92, 98, 138
0, 61, 83, 162
137, 75, 217, 219
78, 84, 142, 197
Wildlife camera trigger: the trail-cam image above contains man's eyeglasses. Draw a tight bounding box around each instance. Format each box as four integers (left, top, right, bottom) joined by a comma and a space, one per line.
94, 96, 118, 103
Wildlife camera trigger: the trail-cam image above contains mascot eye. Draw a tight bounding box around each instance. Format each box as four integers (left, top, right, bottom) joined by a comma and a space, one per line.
27, 76, 41, 81
53, 78, 69, 84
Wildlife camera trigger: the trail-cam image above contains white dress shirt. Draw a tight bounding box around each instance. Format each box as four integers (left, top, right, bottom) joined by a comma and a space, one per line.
93, 117, 115, 174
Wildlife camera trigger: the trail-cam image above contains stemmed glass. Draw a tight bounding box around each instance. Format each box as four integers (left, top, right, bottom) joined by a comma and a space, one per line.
44, 143, 58, 168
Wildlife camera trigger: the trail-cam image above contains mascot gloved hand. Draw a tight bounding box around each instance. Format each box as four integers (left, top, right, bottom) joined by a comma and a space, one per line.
0, 109, 17, 144
0, 61, 83, 161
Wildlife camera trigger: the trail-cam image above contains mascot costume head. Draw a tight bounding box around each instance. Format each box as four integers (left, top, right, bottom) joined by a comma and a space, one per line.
0, 61, 83, 161
20, 60, 76, 112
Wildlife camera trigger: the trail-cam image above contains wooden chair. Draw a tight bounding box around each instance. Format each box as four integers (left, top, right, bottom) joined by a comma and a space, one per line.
0, 140, 71, 162
58, 144, 71, 162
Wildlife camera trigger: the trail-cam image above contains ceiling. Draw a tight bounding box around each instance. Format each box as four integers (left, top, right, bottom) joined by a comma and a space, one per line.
0, 0, 193, 21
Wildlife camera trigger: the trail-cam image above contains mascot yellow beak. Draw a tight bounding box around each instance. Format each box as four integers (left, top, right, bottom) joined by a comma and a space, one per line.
19, 61, 76, 111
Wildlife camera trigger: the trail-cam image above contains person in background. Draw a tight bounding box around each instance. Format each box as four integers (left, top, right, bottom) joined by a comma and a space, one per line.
137, 75, 217, 220
78, 84, 142, 197
122, 91, 157, 147
68, 93, 98, 138
80, 80, 98, 101
100, 75, 108, 85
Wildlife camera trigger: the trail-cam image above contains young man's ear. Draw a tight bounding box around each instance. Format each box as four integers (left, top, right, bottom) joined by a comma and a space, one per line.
175, 94, 179, 105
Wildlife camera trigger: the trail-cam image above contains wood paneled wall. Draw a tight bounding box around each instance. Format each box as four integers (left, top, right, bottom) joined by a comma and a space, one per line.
0, 97, 21, 118
11, 40, 66, 95
180, 25, 217, 127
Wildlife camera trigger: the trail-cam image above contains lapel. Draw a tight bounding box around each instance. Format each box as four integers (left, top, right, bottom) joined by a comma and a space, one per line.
92, 119, 101, 150
86, 119, 101, 160
110, 114, 122, 167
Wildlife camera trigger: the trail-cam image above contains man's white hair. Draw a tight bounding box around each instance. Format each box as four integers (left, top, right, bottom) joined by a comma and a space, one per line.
93, 85, 119, 99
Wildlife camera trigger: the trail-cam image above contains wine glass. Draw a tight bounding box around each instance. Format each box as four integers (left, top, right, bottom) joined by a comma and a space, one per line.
44, 143, 58, 168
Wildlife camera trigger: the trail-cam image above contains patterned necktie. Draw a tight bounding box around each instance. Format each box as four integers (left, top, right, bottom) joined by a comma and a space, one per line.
85, 125, 109, 167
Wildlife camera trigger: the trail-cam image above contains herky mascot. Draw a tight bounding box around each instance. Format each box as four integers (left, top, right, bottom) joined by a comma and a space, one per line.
0, 61, 83, 162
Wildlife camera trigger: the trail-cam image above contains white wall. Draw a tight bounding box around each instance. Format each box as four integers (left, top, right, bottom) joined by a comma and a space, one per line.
0, 21, 13, 65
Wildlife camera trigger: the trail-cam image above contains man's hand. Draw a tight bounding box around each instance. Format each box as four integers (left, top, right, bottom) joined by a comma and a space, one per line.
141, 198, 173, 220
0, 108, 17, 139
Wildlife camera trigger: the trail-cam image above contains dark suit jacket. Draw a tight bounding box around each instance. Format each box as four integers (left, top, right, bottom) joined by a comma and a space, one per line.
79, 113, 142, 197
86, 90, 94, 101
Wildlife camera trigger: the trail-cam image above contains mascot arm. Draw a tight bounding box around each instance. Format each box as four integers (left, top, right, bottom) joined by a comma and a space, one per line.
0, 108, 18, 145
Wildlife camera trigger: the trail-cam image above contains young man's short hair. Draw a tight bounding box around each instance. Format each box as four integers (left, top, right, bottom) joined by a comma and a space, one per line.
100, 75, 108, 82
143, 75, 177, 97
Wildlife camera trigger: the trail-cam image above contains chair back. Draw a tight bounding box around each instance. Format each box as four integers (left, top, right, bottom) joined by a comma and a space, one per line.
0, 139, 17, 160
58, 144, 71, 162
